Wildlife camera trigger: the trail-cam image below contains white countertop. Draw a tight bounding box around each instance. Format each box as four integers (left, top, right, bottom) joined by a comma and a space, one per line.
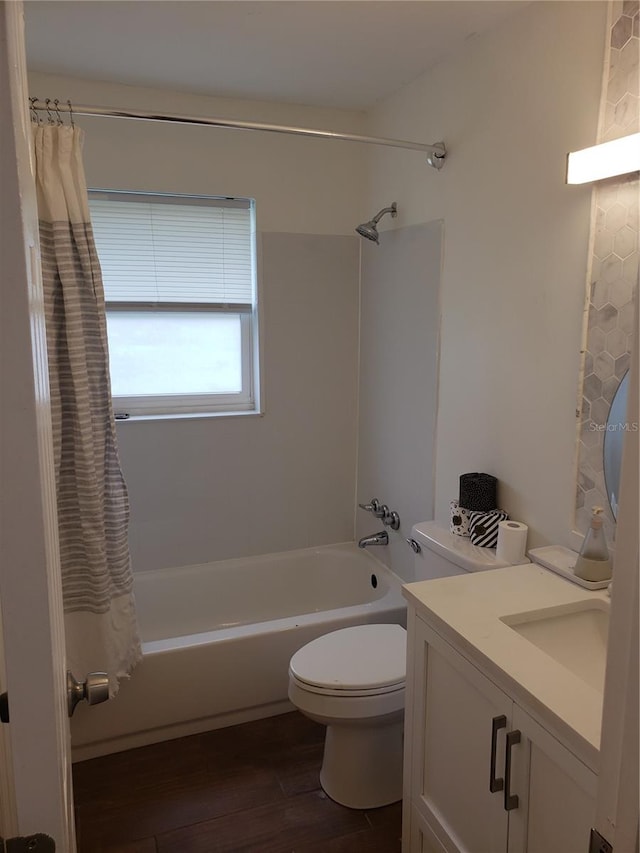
403, 563, 609, 772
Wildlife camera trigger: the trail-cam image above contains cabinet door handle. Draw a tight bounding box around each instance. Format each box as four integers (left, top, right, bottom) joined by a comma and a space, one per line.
504, 729, 521, 811
489, 715, 506, 792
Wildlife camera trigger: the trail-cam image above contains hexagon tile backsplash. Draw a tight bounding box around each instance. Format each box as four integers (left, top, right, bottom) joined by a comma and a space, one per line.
575, 0, 639, 543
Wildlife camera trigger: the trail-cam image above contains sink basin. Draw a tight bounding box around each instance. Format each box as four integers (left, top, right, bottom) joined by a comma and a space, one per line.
501, 601, 609, 692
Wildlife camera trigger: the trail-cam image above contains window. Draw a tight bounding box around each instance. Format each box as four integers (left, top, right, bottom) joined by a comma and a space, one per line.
89, 191, 258, 416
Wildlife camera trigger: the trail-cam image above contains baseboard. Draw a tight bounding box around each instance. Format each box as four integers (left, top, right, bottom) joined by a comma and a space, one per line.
71, 699, 294, 762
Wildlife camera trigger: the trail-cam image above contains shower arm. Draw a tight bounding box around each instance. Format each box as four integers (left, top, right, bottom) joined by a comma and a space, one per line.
371, 205, 397, 224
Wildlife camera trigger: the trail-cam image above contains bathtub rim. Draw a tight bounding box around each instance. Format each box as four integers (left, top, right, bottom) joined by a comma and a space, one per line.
132, 539, 391, 578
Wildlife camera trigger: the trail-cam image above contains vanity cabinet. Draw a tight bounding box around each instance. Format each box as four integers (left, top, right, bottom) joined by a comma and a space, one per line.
403, 611, 597, 853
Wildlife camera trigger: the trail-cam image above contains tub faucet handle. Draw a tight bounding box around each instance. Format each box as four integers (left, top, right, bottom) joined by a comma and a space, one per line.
358, 498, 381, 514
382, 509, 401, 530
373, 503, 388, 519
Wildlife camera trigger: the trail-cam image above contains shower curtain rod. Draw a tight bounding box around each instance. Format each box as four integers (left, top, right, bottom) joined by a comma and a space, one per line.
29, 99, 446, 169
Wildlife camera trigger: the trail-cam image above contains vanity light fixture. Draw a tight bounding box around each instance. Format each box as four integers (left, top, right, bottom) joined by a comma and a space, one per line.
566, 132, 640, 184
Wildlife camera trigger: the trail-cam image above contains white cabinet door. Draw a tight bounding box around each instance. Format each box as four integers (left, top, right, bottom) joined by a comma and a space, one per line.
507, 705, 597, 853
410, 618, 512, 853
404, 613, 599, 853
410, 805, 448, 853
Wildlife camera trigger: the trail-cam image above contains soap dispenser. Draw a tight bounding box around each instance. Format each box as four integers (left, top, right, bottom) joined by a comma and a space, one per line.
574, 506, 612, 583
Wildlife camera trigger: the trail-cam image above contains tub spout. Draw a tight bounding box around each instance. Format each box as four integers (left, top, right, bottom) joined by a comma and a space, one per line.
358, 531, 389, 548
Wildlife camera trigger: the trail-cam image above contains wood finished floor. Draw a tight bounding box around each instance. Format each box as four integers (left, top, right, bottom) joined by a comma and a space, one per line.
73, 711, 403, 853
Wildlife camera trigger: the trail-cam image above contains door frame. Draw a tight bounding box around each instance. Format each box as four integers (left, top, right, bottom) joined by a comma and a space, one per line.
0, 1, 74, 847
594, 301, 639, 852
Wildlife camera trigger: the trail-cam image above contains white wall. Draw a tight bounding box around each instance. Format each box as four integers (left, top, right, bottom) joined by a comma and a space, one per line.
28, 73, 365, 570
27, 73, 367, 235
29, 0, 609, 567
363, 1, 608, 549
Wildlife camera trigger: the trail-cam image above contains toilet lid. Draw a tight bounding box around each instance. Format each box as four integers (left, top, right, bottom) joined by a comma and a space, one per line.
289, 624, 406, 692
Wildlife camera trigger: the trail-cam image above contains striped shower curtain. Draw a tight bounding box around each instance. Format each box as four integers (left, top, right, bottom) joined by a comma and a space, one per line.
34, 123, 141, 696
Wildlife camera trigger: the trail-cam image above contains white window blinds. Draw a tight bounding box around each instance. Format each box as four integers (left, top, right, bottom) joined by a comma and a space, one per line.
89, 192, 254, 305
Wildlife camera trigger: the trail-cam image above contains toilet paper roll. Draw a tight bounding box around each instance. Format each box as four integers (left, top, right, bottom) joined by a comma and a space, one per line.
459, 473, 498, 512
496, 521, 528, 564
450, 499, 471, 537
469, 509, 509, 548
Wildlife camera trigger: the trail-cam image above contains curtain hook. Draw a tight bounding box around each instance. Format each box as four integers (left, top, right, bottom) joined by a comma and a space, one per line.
67, 99, 75, 128
53, 98, 63, 125
29, 96, 38, 124
45, 98, 55, 125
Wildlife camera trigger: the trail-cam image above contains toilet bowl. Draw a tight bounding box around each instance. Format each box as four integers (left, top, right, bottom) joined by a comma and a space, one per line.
288, 623, 406, 809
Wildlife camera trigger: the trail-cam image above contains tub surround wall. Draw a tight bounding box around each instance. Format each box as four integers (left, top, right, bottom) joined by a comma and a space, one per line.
119, 233, 360, 571
28, 73, 364, 570
356, 222, 442, 582
363, 1, 607, 549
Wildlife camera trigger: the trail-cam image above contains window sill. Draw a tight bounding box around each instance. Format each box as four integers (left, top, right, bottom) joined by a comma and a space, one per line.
114, 409, 265, 423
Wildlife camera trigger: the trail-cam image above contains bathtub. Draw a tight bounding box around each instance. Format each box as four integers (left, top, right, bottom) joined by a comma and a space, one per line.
71, 543, 406, 761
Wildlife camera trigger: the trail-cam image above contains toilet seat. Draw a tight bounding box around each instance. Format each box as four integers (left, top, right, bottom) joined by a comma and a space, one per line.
289, 624, 406, 697
289, 673, 405, 698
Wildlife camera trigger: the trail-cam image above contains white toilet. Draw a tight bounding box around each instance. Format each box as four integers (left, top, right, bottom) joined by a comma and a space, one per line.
288, 521, 527, 809
289, 623, 406, 809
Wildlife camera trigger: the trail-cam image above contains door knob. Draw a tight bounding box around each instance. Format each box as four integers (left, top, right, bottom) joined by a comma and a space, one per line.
67, 670, 109, 718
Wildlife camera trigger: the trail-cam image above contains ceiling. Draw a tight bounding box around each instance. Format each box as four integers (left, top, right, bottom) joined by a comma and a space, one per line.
25, 1, 525, 111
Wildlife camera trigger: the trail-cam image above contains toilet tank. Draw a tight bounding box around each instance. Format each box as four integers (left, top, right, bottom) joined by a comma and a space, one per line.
411, 521, 523, 581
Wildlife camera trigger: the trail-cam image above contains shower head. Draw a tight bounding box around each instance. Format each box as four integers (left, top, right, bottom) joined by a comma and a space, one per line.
355, 222, 380, 243
355, 203, 397, 244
